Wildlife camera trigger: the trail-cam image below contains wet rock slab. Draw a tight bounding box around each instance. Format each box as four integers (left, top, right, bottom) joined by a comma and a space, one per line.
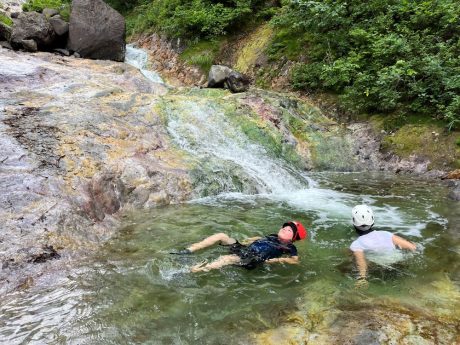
0, 49, 191, 295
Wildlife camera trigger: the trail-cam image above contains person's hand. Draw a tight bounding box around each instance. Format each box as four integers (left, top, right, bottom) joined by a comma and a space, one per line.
354, 277, 369, 290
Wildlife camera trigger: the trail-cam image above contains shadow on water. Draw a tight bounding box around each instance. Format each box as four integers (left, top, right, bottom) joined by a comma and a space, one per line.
0, 173, 459, 344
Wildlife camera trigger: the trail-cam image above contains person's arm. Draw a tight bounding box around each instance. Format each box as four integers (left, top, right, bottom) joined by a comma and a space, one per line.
392, 235, 416, 251
352, 250, 367, 279
240, 236, 262, 245
266, 256, 299, 264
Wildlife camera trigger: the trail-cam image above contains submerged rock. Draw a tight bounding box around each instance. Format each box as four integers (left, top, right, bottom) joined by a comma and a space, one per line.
447, 181, 460, 201
254, 278, 460, 344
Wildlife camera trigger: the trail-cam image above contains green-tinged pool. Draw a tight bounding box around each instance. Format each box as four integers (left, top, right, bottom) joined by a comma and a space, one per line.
1, 173, 458, 344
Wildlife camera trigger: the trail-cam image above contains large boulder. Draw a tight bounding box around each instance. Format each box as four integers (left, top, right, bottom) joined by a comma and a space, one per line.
10, 11, 55, 50
67, 0, 126, 61
208, 65, 232, 88
225, 71, 250, 93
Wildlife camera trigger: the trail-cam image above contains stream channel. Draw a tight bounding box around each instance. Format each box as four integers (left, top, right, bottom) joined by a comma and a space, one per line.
0, 46, 458, 345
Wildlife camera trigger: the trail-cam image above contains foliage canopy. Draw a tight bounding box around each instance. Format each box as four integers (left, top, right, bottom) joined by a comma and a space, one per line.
273, 0, 460, 128
107, 0, 272, 40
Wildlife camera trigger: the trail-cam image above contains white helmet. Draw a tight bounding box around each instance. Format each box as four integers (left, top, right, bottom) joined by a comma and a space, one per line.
352, 205, 374, 229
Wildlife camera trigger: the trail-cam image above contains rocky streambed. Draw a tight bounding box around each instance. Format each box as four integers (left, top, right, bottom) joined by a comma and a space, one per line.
1, 47, 459, 344
1, 47, 457, 295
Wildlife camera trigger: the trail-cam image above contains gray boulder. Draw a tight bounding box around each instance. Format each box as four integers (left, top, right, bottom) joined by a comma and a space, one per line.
225, 71, 250, 93
42, 8, 59, 18
0, 22, 11, 41
208, 65, 232, 88
0, 41, 13, 49
21, 38, 38, 52
49, 15, 68, 36
10, 11, 55, 50
67, 0, 125, 62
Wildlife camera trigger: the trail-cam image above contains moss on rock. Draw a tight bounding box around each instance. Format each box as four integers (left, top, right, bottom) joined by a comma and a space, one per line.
234, 23, 273, 74
381, 124, 460, 170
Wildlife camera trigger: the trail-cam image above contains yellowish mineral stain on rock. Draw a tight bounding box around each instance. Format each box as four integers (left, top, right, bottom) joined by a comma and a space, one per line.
235, 24, 273, 74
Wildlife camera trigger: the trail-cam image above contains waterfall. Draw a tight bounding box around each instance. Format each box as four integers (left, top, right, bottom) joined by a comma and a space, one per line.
124, 44, 165, 84
165, 99, 310, 194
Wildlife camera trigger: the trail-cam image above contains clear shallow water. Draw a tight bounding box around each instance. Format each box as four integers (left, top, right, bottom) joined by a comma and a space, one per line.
0, 173, 458, 345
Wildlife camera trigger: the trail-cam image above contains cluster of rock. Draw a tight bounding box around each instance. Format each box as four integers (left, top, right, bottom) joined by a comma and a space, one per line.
207, 64, 250, 93
0, 0, 125, 61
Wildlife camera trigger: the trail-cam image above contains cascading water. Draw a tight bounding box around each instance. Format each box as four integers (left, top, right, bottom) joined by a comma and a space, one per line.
165, 99, 310, 194
124, 44, 165, 84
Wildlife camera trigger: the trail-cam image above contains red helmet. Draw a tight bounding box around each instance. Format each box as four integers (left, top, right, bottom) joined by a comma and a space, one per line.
283, 221, 307, 241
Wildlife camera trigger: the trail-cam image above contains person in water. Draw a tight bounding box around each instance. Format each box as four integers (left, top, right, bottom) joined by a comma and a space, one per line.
172, 221, 307, 272
350, 205, 417, 287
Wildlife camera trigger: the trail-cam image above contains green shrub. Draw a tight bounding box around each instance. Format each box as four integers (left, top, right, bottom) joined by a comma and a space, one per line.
104, 0, 142, 13
125, 0, 275, 40
23, 0, 62, 12
22, 0, 71, 20
180, 39, 221, 72
273, 0, 460, 129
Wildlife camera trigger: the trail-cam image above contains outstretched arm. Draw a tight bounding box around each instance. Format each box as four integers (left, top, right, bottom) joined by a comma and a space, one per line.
266, 256, 299, 265
352, 250, 368, 279
240, 236, 262, 245
392, 235, 416, 251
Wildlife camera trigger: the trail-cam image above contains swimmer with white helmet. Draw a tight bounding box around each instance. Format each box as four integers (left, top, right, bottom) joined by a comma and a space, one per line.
350, 205, 417, 288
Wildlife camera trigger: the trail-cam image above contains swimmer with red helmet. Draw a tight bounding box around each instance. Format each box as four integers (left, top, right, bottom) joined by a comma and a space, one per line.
172, 221, 307, 272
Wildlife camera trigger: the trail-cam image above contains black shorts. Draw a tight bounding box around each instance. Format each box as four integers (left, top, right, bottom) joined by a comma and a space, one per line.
228, 241, 264, 270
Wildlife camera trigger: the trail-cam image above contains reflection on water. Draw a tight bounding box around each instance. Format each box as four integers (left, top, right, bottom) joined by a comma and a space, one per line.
0, 173, 458, 344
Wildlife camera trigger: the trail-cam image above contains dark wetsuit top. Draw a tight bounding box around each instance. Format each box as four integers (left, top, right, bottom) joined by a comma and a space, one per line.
229, 234, 298, 269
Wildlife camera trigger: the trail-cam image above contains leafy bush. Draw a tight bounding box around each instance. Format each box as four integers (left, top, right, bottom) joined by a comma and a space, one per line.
23, 0, 65, 12
180, 39, 221, 72
273, 0, 460, 128
125, 0, 273, 39
104, 0, 142, 13
22, 0, 71, 20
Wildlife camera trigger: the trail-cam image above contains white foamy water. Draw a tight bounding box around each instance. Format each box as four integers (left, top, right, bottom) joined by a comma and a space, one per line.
124, 44, 164, 84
